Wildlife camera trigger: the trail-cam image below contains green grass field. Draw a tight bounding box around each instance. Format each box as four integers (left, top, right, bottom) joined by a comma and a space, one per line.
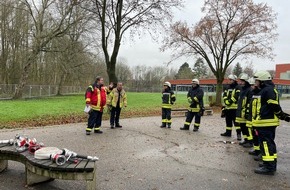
0, 92, 210, 128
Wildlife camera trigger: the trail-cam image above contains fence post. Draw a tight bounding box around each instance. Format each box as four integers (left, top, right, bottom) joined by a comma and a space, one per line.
29, 86, 32, 98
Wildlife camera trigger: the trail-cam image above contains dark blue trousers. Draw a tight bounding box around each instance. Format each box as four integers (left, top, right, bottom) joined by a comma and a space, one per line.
87, 110, 103, 131
110, 106, 122, 126
256, 126, 277, 170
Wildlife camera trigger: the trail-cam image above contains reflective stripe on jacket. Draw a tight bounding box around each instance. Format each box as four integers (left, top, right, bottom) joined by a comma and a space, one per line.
85, 84, 107, 111
236, 85, 252, 123
252, 84, 280, 127
107, 88, 127, 108
187, 86, 204, 112
223, 83, 240, 110
162, 91, 176, 109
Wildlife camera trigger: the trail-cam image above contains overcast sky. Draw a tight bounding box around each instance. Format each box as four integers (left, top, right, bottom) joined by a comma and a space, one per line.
118, 0, 290, 72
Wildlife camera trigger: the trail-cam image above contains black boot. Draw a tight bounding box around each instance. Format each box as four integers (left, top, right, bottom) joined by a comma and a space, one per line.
254, 166, 275, 175
242, 141, 253, 148
237, 134, 242, 141
160, 122, 166, 128
249, 149, 260, 156
110, 124, 115, 129
239, 140, 247, 145
220, 132, 231, 137
94, 130, 103, 134
167, 123, 171, 128
180, 125, 189, 130
193, 126, 199, 132
115, 124, 122, 128
258, 162, 276, 171
253, 154, 262, 161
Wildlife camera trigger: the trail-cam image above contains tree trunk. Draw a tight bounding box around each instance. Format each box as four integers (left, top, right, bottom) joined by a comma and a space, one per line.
215, 77, 224, 106
107, 61, 118, 83
13, 63, 30, 99
13, 54, 37, 99
56, 72, 67, 96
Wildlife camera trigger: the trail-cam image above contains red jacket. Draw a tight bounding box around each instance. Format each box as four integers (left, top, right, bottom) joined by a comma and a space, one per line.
85, 84, 107, 111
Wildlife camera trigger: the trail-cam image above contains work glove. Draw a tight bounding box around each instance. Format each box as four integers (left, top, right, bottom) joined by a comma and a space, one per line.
221, 107, 226, 118
190, 102, 197, 108
224, 99, 232, 106
276, 111, 289, 121
199, 107, 205, 116
188, 98, 193, 104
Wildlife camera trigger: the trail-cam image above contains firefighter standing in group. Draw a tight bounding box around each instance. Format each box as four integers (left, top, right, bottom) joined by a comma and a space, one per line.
85, 76, 107, 135
220, 74, 242, 140
180, 79, 204, 132
252, 71, 290, 175
246, 77, 261, 157
236, 73, 253, 148
107, 82, 127, 129
160, 81, 176, 128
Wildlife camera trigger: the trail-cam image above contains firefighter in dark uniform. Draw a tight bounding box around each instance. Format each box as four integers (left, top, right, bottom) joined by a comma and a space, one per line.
160, 81, 176, 128
236, 73, 253, 148
85, 76, 107, 135
180, 79, 204, 132
246, 77, 261, 156
252, 71, 290, 175
220, 74, 242, 140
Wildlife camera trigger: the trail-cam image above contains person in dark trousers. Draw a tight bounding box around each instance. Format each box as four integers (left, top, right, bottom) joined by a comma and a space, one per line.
236, 73, 253, 148
85, 76, 107, 135
107, 82, 127, 129
160, 81, 176, 128
220, 74, 242, 140
246, 77, 261, 156
180, 79, 204, 132
252, 71, 290, 175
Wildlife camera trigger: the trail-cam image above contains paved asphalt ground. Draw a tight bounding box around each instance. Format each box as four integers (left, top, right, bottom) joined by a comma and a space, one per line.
0, 101, 290, 190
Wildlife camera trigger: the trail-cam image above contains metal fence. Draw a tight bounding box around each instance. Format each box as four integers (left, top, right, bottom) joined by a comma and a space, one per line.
0, 84, 85, 99
6, 84, 289, 100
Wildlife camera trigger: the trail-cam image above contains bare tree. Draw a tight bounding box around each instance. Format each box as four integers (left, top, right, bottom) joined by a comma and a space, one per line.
0, 1, 28, 84
116, 62, 132, 84
12, 0, 82, 99
243, 62, 255, 77
82, 0, 183, 83
162, 0, 277, 105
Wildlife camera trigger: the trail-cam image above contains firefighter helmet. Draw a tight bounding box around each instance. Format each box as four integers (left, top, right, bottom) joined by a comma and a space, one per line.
163, 81, 171, 88
228, 74, 237, 81
248, 77, 255, 85
239, 73, 249, 81
254, 71, 272, 81
192, 79, 199, 85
